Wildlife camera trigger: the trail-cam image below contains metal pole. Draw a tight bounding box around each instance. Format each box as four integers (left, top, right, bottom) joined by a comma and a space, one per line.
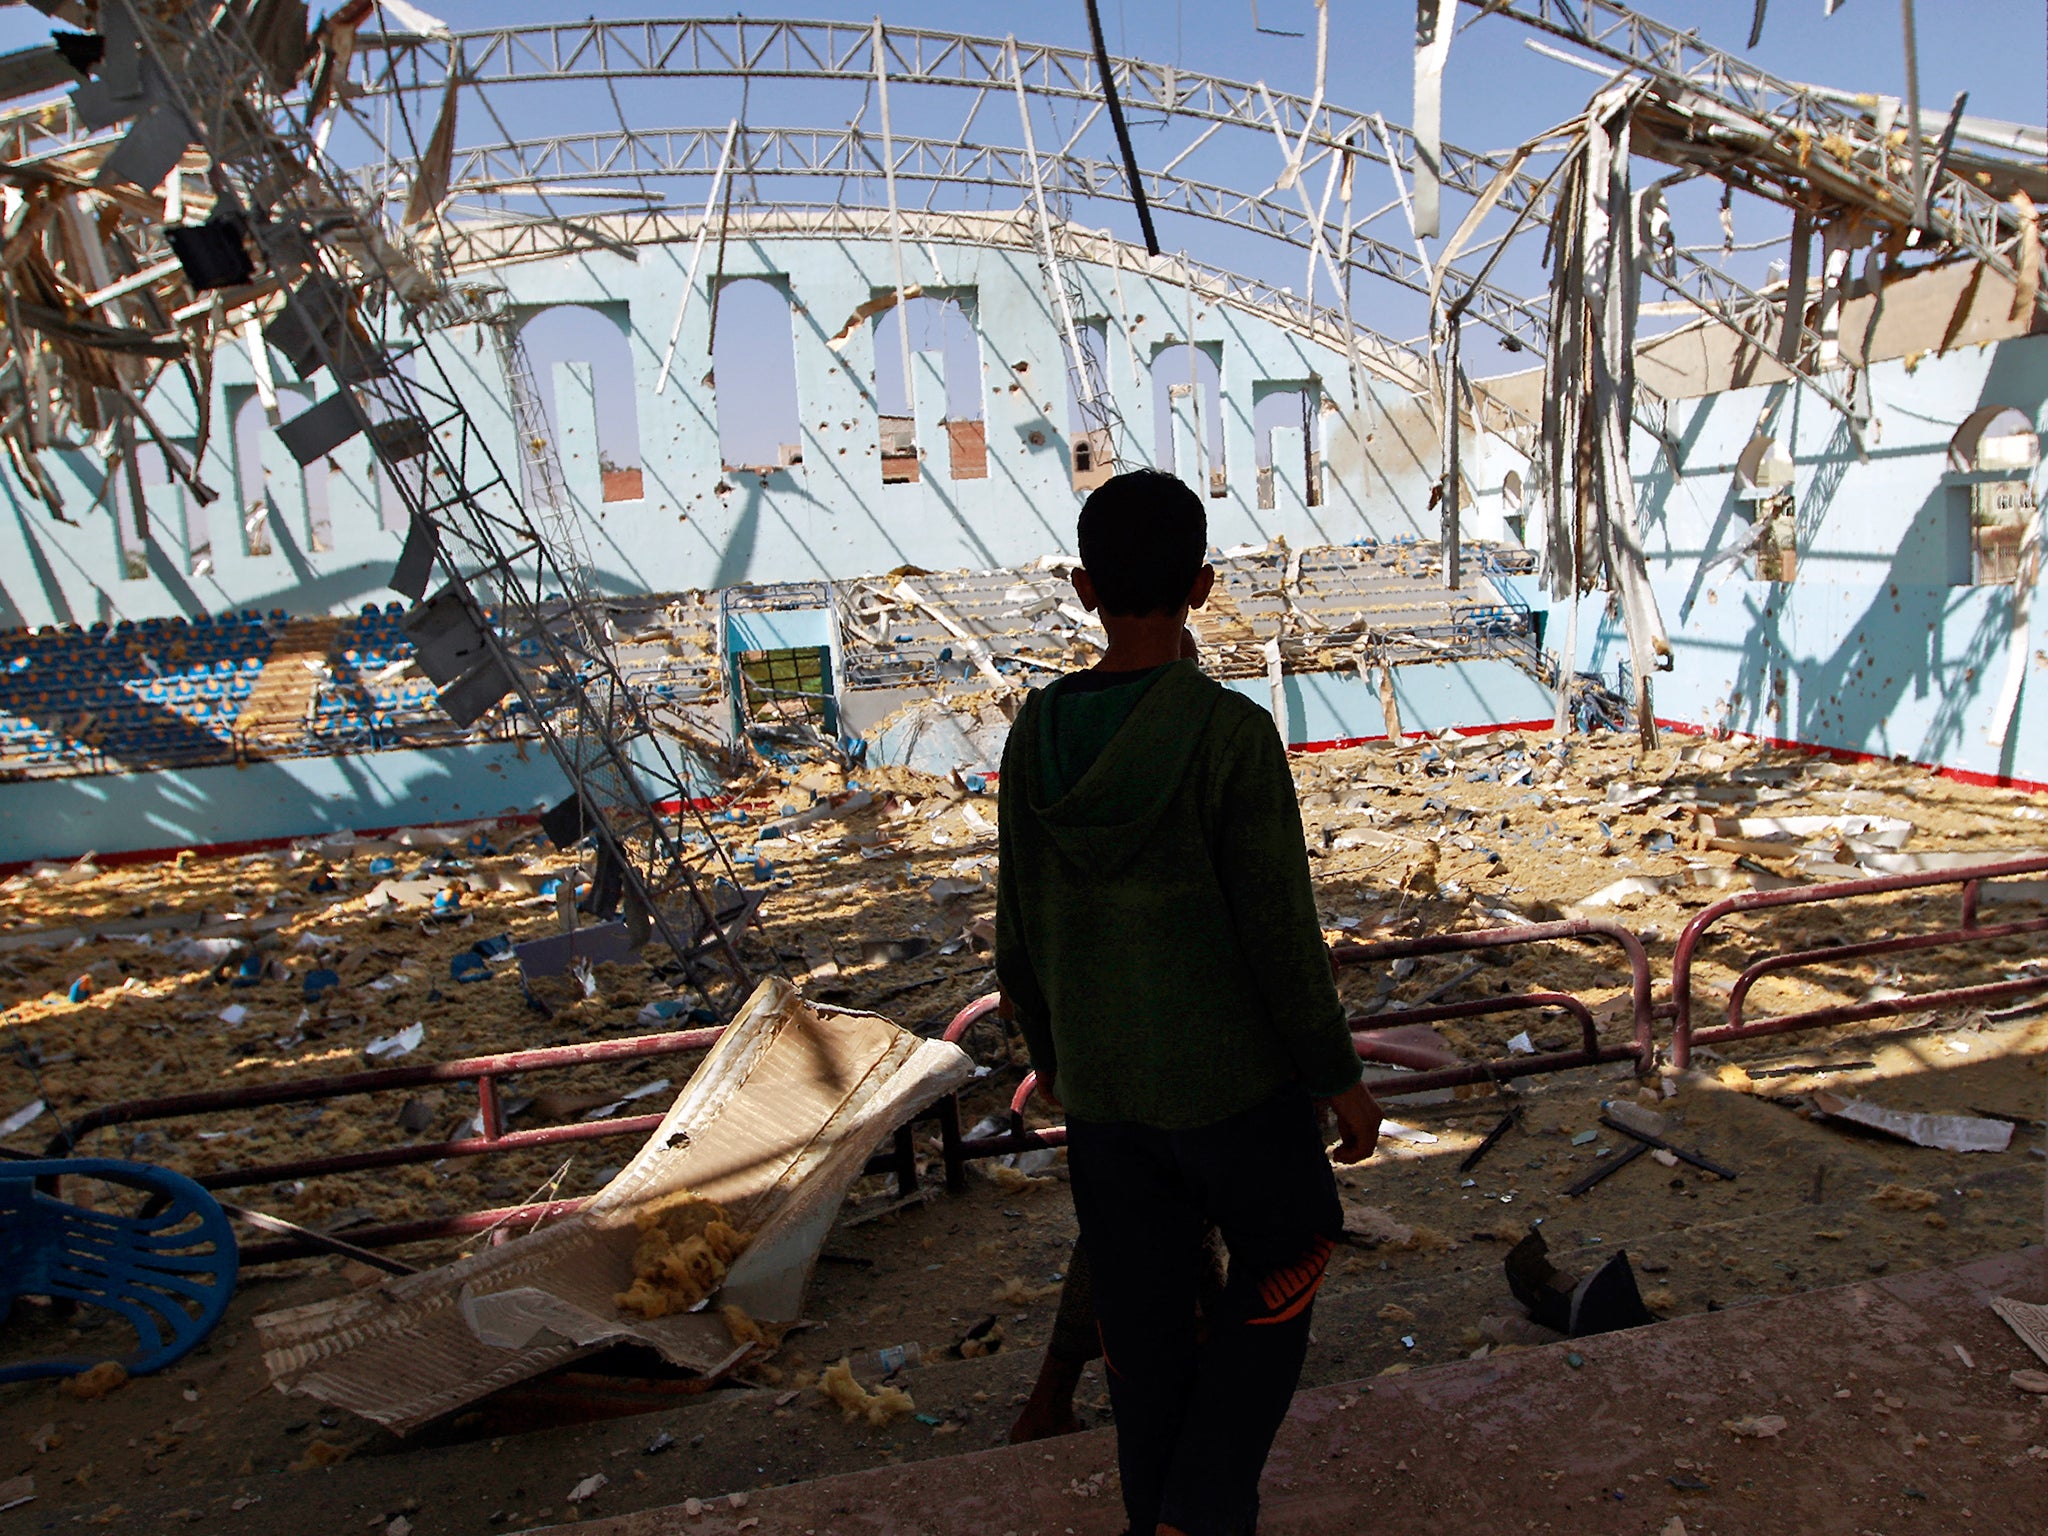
1442, 315, 1461, 589
1010, 38, 1094, 417
1900, 0, 1925, 230
1186, 263, 1204, 491
654, 118, 739, 396
1082, 0, 1160, 256
875, 18, 920, 437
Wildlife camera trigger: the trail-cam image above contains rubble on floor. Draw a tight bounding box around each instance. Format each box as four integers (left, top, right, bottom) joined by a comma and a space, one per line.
0, 727, 2043, 1529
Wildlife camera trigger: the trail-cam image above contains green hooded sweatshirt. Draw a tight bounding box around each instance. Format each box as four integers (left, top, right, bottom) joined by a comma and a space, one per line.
994, 659, 1361, 1130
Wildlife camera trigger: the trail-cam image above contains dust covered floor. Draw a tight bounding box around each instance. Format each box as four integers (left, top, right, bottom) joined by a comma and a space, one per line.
564, 1245, 2048, 1536
0, 729, 2045, 1532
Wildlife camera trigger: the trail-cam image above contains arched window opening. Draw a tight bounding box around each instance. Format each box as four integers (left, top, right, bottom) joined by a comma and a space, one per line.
1949, 406, 2039, 474
109, 441, 167, 581
1252, 383, 1322, 510
231, 389, 284, 557
705, 277, 800, 476
1152, 343, 1224, 498
1949, 407, 2039, 586
1734, 433, 1797, 583
521, 303, 646, 501
874, 292, 985, 481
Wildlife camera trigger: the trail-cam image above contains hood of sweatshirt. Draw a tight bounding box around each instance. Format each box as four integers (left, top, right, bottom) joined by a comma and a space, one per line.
1019, 659, 1224, 876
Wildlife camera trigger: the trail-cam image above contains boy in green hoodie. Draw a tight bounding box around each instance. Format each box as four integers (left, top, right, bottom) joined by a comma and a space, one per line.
996, 469, 1381, 1536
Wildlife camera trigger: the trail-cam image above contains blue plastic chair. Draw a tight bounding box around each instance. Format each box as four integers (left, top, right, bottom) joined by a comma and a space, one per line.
0, 1159, 238, 1382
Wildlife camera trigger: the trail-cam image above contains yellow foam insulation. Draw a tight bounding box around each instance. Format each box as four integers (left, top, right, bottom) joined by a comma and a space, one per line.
1869, 1183, 1940, 1211
719, 1303, 782, 1350
817, 1359, 915, 1426
615, 1191, 751, 1319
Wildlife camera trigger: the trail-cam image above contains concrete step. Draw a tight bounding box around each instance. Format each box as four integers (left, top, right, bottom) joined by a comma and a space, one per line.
567, 1244, 2048, 1536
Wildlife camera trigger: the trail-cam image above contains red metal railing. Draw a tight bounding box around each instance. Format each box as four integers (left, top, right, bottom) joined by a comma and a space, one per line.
1669, 853, 2048, 1068
942, 919, 1655, 1159
46, 1027, 729, 1264
1333, 919, 1656, 1090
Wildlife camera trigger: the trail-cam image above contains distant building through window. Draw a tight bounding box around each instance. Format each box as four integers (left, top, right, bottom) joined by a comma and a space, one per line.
1949, 407, 2040, 586
1735, 433, 1798, 583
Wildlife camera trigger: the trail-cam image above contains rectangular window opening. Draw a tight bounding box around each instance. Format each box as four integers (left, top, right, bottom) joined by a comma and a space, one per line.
1969, 479, 2035, 585
946, 419, 988, 480
734, 646, 836, 733
880, 417, 919, 483
1753, 491, 1797, 583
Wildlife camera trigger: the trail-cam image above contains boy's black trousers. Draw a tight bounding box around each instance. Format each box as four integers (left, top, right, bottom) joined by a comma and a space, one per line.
1065, 1088, 1343, 1536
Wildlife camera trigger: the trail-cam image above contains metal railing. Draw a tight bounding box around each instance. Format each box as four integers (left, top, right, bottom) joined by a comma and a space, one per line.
42, 872, 2045, 1260
45, 1026, 727, 1264
943, 918, 1656, 1158
1669, 853, 2048, 1068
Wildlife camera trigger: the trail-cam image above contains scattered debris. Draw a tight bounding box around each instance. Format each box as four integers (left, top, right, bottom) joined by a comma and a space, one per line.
363, 1023, 425, 1061
59, 1362, 127, 1402
817, 1359, 916, 1426
1869, 1183, 1941, 1211
1598, 1113, 1737, 1180
253, 980, 972, 1433
1504, 1229, 1656, 1337
1992, 1296, 2048, 1368
1722, 1414, 1788, 1439
1458, 1109, 1520, 1173
1812, 1093, 2015, 1154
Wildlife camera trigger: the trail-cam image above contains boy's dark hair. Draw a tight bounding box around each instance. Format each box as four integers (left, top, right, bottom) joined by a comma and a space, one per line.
1075, 469, 1209, 616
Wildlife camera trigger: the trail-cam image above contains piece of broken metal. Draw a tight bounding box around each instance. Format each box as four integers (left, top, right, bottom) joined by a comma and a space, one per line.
1598, 1114, 1737, 1180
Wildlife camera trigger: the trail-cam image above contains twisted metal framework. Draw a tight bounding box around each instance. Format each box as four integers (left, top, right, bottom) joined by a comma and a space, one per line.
12, 9, 2003, 458
1465, 0, 2040, 296
104, 0, 753, 1014
370, 124, 1562, 354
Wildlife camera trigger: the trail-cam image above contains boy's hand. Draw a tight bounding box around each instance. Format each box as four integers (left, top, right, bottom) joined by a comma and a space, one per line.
1318, 1081, 1382, 1164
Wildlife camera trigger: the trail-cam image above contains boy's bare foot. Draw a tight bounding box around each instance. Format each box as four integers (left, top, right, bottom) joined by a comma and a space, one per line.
1155, 1526, 1192, 1536
1007, 1352, 1087, 1442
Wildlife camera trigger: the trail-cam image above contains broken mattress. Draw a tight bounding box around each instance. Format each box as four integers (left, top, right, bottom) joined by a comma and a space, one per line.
252, 977, 973, 1433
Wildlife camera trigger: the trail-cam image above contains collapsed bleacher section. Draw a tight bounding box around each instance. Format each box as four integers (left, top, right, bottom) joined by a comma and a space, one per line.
837, 539, 1544, 693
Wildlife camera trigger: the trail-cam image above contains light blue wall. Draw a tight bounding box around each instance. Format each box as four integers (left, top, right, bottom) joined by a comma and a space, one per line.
1221, 657, 1557, 746
0, 741, 571, 865
0, 235, 1452, 628
1554, 334, 2048, 780
725, 608, 833, 654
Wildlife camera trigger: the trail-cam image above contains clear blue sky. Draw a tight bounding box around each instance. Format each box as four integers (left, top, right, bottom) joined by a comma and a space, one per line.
3, 1, 2040, 467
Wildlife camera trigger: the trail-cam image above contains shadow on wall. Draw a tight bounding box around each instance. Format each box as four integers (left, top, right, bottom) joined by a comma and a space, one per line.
1683, 364, 2043, 775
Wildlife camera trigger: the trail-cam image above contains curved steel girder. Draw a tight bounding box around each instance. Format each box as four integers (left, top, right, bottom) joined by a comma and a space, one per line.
343, 18, 1554, 219
362, 124, 1556, 360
